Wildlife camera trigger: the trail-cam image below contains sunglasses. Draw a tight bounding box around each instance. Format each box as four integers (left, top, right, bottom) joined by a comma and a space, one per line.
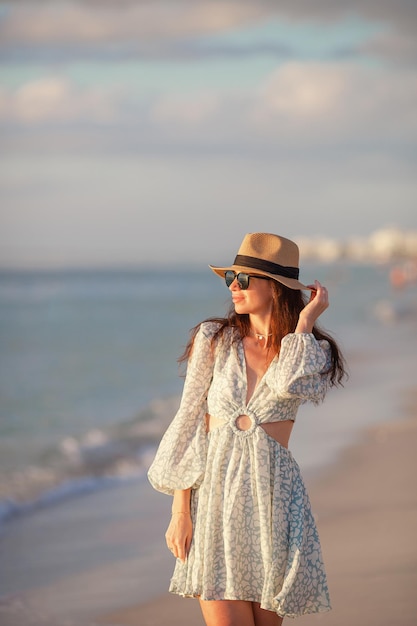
224, 270, 270, 290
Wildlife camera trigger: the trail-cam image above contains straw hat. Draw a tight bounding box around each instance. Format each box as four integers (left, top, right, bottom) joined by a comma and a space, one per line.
209, 232, 311, 291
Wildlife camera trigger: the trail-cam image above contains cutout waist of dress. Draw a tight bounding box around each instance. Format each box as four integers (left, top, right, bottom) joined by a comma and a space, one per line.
206, 413, 294, 447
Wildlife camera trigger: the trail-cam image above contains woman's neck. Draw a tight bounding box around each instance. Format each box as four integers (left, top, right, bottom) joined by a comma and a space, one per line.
249, 314, 271, 339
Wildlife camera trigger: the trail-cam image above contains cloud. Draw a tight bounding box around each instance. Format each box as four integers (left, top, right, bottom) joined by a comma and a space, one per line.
147, 62, 417, 149
248, 62, 417, 147
258, 63, 347, 116
266, 0, 417, 62
0, 76, 122, 123
0, 1, 272, 44
0, 61, 416, 155
260, 0, 417, 34
0, 1, 290, 64
0, 0, 416, 63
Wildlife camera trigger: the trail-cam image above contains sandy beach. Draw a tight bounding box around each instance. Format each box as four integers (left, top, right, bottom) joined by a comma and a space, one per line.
98, 389, 417, 626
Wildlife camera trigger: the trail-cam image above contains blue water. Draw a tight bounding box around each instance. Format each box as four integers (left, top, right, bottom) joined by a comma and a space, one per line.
0, 270, 224, 456
1, 263, 416, 522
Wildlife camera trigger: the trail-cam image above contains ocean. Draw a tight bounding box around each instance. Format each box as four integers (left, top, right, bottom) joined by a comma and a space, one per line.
1, 262, 417, 526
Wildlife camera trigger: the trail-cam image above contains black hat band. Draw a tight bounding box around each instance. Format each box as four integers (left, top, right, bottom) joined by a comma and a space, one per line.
233, 254, 299, 280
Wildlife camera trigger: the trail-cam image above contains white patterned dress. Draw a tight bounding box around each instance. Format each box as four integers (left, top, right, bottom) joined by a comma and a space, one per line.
148, 321, 332, 618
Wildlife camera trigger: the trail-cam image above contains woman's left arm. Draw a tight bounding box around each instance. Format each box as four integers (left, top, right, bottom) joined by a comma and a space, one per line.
265, 281, 332, 403
295, 280, 329, 334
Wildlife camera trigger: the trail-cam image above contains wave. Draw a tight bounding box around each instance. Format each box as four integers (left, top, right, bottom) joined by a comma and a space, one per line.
0, 395, 180, 527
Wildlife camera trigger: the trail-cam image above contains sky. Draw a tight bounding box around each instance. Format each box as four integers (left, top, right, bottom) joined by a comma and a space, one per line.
0, 0, 416, 269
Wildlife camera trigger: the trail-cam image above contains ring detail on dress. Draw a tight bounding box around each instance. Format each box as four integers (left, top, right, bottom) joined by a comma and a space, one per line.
229, 408, 258, 437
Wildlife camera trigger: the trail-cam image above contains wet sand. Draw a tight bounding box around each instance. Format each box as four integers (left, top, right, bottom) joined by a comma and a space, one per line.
98, 392, 417, 626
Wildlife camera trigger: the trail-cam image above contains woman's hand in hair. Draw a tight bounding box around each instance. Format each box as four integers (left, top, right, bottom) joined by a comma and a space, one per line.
295, 280, 329, 333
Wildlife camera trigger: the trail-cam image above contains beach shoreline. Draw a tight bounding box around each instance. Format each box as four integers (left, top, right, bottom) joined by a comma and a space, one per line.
1, 303, 416, 626
96, 387, 417, 626
0, 388, 416, 626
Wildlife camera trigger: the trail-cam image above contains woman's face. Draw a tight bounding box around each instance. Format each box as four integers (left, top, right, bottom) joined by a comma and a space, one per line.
228, 274, 274, 316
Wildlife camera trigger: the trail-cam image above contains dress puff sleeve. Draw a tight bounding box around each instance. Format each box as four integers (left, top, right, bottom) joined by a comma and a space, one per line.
265, 333, 332, 405
147, 322, 216, 495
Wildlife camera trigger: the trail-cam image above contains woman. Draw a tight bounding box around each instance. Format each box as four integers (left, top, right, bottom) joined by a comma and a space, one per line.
148, 232, 347, 625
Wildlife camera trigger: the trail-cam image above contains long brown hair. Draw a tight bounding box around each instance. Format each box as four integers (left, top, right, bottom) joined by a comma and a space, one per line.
179, 280, 347, 387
